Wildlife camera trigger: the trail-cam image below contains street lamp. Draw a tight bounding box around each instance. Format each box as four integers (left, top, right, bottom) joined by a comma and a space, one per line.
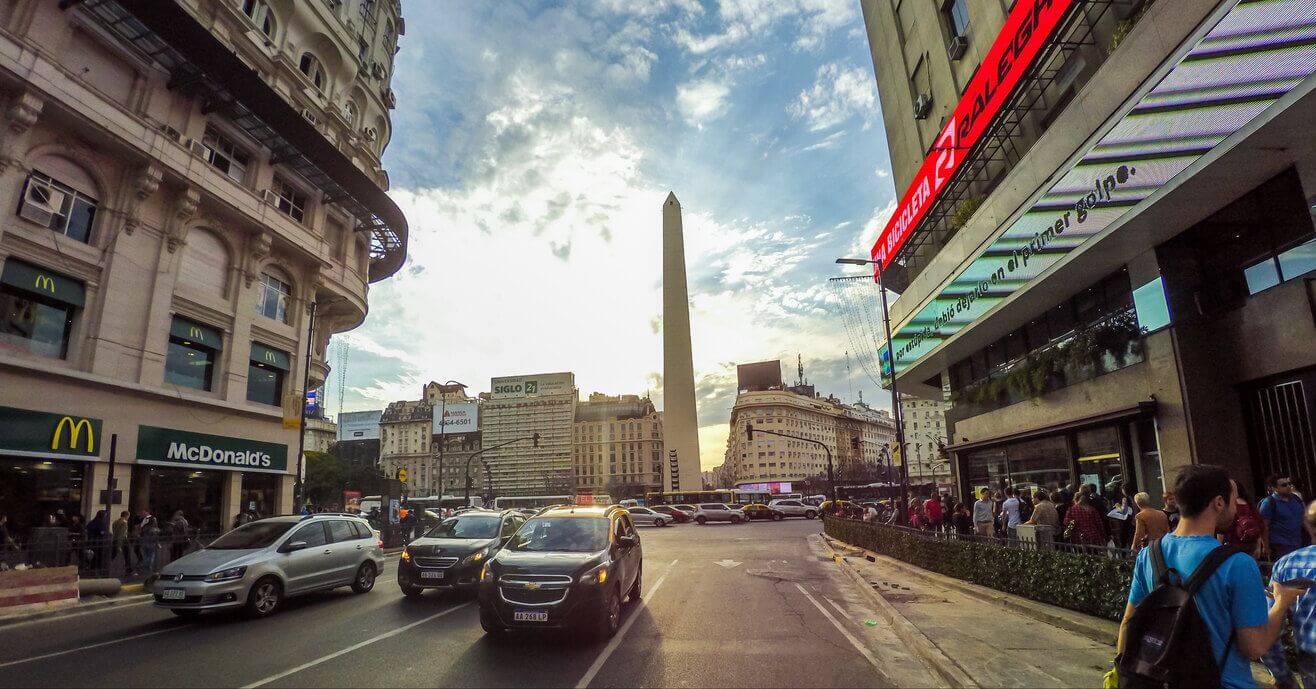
433, 380, 466, 501
835, 257, 910, 525
463, 432, 540, 506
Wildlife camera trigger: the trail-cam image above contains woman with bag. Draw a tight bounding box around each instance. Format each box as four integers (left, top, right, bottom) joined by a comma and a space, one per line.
1062, 493, 1106, 547
1224, 486, 1268, 560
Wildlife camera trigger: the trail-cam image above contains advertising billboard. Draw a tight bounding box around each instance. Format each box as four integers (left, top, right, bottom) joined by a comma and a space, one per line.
490, 372, 575, 399
737, 482, 793, 494
886, 0, 1316, 375
432, 402, 479, 435
337, 410, 382, 441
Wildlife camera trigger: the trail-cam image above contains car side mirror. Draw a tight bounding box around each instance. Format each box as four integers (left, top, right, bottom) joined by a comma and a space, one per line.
618, 534, 637, 548
281, 540, 308, 553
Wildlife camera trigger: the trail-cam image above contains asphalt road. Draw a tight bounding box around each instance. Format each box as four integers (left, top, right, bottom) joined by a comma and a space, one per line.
0, 519, 935, 688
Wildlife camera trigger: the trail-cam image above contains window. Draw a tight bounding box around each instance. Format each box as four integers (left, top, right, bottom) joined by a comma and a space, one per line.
289, 522, 328, 548
1246, 236, 1316, 295
255, 271, 291, 323
178, 229, 230, 298
1133, 277, 1172, 333
0, 261, 80, 359
201, 127, 250, 184
165, 317, 221, 391
242, 0, 276, 37
299, 52, 326, 91
343, 100, 359, 126
272, 176, 307, 223
18, 171, 98, 243
943, 0, 969, 37
247, 343, 288, 406
327, 520, 355, 543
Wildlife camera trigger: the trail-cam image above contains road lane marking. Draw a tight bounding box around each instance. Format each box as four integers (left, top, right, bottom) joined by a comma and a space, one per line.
0, 626, 179, 669
574, 559, 677, 689
795, 584, 888, 675
0, 597, 157, 630
240, 601, 471, 688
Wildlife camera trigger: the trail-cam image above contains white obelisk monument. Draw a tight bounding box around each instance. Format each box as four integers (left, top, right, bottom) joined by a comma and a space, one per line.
662, 192, 701, 491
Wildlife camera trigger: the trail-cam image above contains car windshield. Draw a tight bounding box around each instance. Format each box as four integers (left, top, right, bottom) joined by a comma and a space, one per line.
507, 518, 610, 553
425, 515, 500, 539
207, 521, 295, 550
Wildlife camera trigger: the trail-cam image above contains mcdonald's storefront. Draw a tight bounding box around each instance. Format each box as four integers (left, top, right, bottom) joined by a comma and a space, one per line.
0, 405, 100, 536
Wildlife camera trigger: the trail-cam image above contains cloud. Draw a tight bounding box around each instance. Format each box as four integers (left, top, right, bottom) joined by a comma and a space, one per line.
677, 78, 732, 126
800, 130, 847, 152
789, 62, 877, 132
674, 0, 859, 56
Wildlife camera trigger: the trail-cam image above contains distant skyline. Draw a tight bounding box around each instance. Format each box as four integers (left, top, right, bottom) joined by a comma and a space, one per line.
324, 0, 899, 470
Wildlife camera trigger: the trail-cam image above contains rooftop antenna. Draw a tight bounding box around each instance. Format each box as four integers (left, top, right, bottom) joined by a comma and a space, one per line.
796, 354, 805, 387
334, 340, 350, 422
845, 350, 856, 402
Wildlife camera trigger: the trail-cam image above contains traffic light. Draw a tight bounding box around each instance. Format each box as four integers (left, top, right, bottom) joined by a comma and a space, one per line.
396, 467, 408, 483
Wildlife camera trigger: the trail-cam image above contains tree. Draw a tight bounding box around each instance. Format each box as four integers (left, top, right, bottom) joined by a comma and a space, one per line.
304, 451, 348, 508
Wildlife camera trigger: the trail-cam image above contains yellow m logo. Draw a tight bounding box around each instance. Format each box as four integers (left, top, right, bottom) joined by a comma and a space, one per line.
264, 350, 276, 362
51, 417, 95, 453
189, 326, 203, 339
33, 275, 55, 294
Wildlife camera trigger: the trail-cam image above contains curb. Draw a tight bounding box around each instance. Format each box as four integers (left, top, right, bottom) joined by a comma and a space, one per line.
818, 535, 979, 689
823, 535, 1118, 647
0, 592, 153, 628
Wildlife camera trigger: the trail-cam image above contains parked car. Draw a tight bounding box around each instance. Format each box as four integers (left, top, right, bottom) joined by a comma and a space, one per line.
478, 505, 642, 639
672, 504, 697, 515
741, 503, 785, 521
649, 505, 690, 523
625, 507, 670, 527
692, 503, 745, 525
768, 498, 819, 519
399, 510, 525, 597
150, 514, 384, 619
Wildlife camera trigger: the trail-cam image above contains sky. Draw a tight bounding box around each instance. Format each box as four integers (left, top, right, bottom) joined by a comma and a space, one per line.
327, 0, 900, 471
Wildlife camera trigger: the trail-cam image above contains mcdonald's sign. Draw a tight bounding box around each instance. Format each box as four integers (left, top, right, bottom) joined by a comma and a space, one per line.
34, 274, 56, 294
0, 405, 102, 460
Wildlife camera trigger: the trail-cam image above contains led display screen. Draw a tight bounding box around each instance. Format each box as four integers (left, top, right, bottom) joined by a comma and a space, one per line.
886, 0, 1316, 376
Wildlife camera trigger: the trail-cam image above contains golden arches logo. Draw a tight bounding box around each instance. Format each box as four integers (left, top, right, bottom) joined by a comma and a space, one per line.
33, 275, 56, 294
51, 417, 95, 453
264, 350, 277, 363
188, 326, 203, 340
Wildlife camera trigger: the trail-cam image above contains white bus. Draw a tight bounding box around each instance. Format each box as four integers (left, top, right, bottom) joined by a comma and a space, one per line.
491, 495, 574, 511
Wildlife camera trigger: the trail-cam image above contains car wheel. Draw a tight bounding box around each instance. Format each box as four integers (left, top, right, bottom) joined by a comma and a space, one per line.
654, 518, 665, 527
595, 586, 621, 640
479, 604, 506, 637
244, 577, 282, 619
804, 510, 817, 519
351, 562, 377, 594
170, 609, 200, 619
399, 580, 423, 598
772, 513, 783, 521
731, 516, 743, 524
696, 516, 707, 525
627, 565, 642, 604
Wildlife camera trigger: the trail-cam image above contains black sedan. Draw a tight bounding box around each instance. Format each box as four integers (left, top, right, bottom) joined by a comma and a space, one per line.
399, 510, 524, 597
741, 503, 786, 521
649, 505, 691, 523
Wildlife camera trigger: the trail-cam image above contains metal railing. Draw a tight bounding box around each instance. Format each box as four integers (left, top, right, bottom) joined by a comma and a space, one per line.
1, 532, 219, 581
830, 515, 1136, 561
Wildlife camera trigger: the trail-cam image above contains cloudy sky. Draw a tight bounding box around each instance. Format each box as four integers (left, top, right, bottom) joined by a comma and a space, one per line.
328, 0, 899, 470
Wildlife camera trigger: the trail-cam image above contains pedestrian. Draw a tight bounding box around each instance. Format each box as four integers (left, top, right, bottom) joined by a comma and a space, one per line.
112, 510, 132, 574
1118, 464, 1302, 689
1261, 475, 1306, 562
1113, 484, 1136, 549
0, 514, 20, 568
1055, 481, 1074, 524
1081, 484, 1111, 545
1017, 487, 1034, 524
87, 510, 109, 572
1226, 485, 1269, 560
168, 510, 189, 562
972, 490, 995, 538
66, 513, 86, 569
128, 509, 144, 563
232, 511, 250, 530
864, 503, 879, 523
923, 492, 944, 532
1000, 487, 1022, 539
951, 502, 973, 536
1062, 492, 1106, 547
1163, 490, 1181, 531
940, 493, 955, 533
1025, 490, 1060, 529
1130, 492, 1170, 553
1260, 500, 1316, 689
138, 511, 160, 574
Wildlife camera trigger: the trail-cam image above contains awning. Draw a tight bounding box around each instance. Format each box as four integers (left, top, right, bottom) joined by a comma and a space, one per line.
250, 342, 291, 371
169, 317, 223, 351
1, 259, 85, 307
947, 401, 1157, 455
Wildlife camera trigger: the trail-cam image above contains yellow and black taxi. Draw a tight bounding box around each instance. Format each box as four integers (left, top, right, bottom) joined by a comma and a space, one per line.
477, 505, 642, 639
398, 509, 525, 597
741, 503, 786, 521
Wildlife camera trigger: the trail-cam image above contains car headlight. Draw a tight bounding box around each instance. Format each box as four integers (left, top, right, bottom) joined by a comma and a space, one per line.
205, 566, 246, 583
462, 548, 489, 565
401, 547, 411, 562
582, 563, 609, 585
480, 561, 493, 582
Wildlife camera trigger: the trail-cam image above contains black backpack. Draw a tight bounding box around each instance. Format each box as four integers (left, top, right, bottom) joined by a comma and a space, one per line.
1117, 541, 1240, 689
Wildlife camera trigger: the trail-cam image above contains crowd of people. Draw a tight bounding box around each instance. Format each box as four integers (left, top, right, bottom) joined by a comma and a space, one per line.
0, 507, 227, 577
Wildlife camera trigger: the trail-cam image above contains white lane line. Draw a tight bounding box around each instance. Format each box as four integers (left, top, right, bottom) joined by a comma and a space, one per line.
794, 584, 886, 673
574, 559, 677, 689
240, 601, 471, 689
0, 626, 179, 669
0, 598, 156, 630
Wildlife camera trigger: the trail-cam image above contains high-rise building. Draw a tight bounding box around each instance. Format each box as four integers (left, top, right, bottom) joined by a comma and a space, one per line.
379, 398, 432, 493
0, 0, 408, 535
482, 372, 577, 497
573, 393, 663, 499
662, 193, 701, 491
858, 0, 1316, 502
900, 397, 950, 486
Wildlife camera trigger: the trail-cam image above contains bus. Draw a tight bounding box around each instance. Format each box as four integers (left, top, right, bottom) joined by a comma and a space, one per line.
643, 489, 776, 507
490, 495, 575, 511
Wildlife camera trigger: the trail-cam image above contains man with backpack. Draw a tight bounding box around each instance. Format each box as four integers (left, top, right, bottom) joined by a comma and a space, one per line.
1117, 465, 1306, 688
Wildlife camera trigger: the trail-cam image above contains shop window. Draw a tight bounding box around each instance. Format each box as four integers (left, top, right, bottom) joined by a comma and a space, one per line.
200, 126, 251, 184
165, 317, 222, 391
247, 343, 289, 406
271, 175, 307, 223
0, 458, 85, 537
0, 260, 82, 359
255, 271, 291, 323
17, 171, 98, 243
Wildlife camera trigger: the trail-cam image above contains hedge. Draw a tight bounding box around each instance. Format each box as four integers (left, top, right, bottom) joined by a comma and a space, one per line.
825, 517, 1133, 621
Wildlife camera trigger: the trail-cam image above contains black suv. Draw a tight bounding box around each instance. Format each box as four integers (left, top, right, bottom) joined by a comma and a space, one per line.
399, 509, 525, 597
477, 505, 642, 639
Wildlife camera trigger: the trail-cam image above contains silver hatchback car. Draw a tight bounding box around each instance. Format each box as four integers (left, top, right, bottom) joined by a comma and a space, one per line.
150, 514, 385, 619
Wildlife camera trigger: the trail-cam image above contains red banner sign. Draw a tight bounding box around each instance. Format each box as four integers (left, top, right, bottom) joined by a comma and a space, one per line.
871, 0, 1078, 269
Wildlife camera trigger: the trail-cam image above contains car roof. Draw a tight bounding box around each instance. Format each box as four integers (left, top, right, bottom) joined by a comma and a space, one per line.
536, 505, 621, 519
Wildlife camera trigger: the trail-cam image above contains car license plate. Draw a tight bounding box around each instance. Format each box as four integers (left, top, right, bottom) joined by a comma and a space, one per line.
162, 588, 186, 600
420, 570, 444, 579
514, 610, 549, 622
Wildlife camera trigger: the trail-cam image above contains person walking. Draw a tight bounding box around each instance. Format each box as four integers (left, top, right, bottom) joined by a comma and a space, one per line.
0, 514, 20, 567
65, 513, 86, 569
1118, 465, 1303, 689
111, 510, 132, 575
1226, 486, 1269, 561
1026, 490, 1060, 529
1261, 476, 1306, 562
951, 502, 973, 536
168, 510, 189, 562
1000, 487, 1022, 539
1163, 491, 1181, 531
972, 490, 995, 538
1130, 492, 1170, 553
923, 492, 944, 532
1062, 493, 1106, 547
138, 511, 160, 574
1260, 500, 1316, 689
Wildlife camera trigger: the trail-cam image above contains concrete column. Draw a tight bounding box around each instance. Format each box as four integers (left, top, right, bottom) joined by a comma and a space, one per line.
276, 474, 295, 515
1127, 250, 1192, 492
220, 472, 242, 530
661, 193, 701, 491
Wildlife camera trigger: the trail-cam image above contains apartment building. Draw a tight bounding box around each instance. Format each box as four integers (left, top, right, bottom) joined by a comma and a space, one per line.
572, 393, 663, 499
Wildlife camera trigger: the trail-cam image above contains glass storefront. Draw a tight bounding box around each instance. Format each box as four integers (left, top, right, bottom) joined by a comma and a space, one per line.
133, 466, 224, 536
0, 457, 85, 539
964, 436, 1070, 497
957, 418, 1146, 500
240, 472, 281, 519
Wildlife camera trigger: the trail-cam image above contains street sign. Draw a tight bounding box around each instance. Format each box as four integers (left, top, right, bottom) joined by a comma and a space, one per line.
397, 468, 408, 483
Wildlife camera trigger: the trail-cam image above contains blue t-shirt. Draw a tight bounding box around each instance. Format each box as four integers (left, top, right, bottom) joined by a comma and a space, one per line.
1128, 534, 1270, 689
1269, 546, 1316, 654
1259, 493, 1305, 546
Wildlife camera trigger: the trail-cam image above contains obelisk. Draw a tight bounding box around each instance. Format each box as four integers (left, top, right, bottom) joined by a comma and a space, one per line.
662, 192, 701, 491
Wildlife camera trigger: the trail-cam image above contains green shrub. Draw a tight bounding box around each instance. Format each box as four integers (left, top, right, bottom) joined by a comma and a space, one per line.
824, 517, 1133, 620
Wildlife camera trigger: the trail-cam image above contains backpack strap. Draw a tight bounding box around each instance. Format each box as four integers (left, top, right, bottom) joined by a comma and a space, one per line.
1149, 536, 1172, 584
1184, 545, 1241, 596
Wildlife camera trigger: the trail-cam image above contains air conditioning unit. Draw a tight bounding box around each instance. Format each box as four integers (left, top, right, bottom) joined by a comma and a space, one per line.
913, 93, 933, 120
158, 124, 182, 142
19, 178, 66, 226
301, 107, 319, 125
948, 34, 968, 60
261, 189, 280, 206
185, 138, 211, 159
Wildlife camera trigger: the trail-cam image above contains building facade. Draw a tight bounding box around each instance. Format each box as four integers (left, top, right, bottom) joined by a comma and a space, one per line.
900, 396, 950, 486
572, 393, 663, 499
481, 372, 576, 498
304, 416, 338, 454
0, 0, 407, 536
378, 398, 430, 493
860, 0, 1316, 503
